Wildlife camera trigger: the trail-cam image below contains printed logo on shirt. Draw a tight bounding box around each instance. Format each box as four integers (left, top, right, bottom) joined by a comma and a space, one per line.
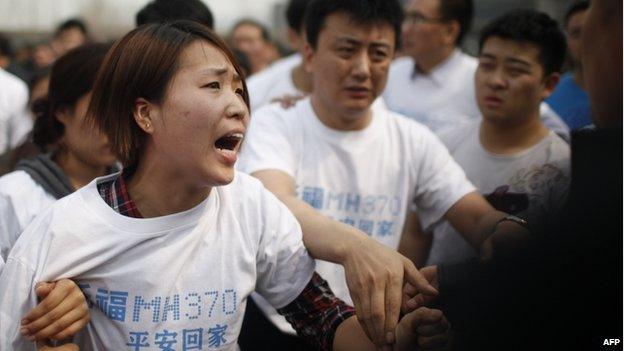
299, 186, 403, 238
79, 283, 238, 350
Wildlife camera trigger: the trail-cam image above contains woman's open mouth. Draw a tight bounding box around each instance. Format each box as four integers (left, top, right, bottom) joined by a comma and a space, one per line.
214, 132, 244, 164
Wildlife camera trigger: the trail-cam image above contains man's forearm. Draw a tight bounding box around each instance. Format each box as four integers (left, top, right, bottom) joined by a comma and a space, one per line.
333, 316, 378, 351
276, 194, 364, 263
397, 213, 431, 268
444, 192, 507, 250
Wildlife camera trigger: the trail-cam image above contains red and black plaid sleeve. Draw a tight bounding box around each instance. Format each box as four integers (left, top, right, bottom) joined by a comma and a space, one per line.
277, 272, 356, 351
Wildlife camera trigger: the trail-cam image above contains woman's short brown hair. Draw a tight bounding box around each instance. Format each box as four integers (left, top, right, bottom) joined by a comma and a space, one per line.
88, 20, 250, 166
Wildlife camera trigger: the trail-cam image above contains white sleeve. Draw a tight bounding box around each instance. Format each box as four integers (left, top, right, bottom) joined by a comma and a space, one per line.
412, 127, 476, 230
0, 108, 8, 153
9, 109, 32, 148
0, 194, 22, 263
0, 258, 38, 350
255, 185, 315, 309
238, 106, 298, 177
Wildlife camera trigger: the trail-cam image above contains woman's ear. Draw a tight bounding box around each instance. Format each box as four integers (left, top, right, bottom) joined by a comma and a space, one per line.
55, 106, 72, 126
133, 98, 155, 134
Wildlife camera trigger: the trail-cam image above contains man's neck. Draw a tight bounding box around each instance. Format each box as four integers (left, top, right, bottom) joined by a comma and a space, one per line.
479, 113, 550, 155
291, 64, 313, 93
127, 150, 211, 218
310, 95, 372, 131
55, 151, 107, 190
415, 46, 455, 75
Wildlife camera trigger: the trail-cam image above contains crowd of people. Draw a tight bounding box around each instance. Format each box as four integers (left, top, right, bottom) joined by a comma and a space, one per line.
0, 0, 621, 350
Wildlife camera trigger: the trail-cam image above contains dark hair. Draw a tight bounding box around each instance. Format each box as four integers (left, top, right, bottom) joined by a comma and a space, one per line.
231, 19, 271, 42
478, 10, 567, 76
88, 20, 250, 167
32, 44, 109, 149
305, 0, 404, 50
564, 1, 590, 28
136, 0, 214, 29
286, 0, 312, 33
27, 67, 51, 103
232, 48, 252, 77
439, 0, 473, 45
55, 18, 88, 37
0, 33, 13, 57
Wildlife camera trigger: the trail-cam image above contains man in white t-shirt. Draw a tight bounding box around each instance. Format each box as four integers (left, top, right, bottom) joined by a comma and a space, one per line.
383, 0, 570, 140
383, 0, 477, 133
0, 68, 32, 153
238, 0, 529, 347
246, 0, 312, 111
427, 10, 571, 265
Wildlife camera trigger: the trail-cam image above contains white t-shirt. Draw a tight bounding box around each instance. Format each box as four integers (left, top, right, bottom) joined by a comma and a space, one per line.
383, 51, 570, 140
383, 50, 479, 134
246, 54, 303, 112
237, 97, 475, 331
0, 170, 56, 266
0, 69, 32, 153
0, 172, 315, 350
427, 121, 571, 265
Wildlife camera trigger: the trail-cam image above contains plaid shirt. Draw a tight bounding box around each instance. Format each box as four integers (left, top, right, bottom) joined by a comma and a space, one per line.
98, 171, 356, 350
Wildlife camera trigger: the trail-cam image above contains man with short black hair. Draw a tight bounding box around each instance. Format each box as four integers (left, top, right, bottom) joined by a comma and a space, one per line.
383, 0, 478, 132
246, 0, 313, 111
240, 0, 529, 348
53, 18, 89, 56
426, 9, 571, 266
230, 19, 274, 75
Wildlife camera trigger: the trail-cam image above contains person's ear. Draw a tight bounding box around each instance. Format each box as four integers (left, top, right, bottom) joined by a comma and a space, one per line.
303, 41, 315, 74
444, 20, 461, 46
55, 105, 72, 126
133, 98, 156, 134
541, 72, 560, 100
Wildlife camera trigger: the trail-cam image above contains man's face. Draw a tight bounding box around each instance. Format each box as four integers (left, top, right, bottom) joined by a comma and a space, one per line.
401, 0, 453, 60
581, 0, 622, 127
56, 28, 87, 54
475, 36, 558, 126
305, 12, 395, 123
231, 24, 268, 72
565, 10, 588, 66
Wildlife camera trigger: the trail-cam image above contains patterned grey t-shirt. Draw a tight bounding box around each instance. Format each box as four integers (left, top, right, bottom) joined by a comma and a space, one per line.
427, 120, 571, 265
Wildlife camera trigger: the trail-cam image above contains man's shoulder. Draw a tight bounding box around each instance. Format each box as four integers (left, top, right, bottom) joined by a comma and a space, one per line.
247, 55, 300, 86
0, 170, 49, 201
0, 69, 28, 96
543, 132, 572, 163
448, 50, 478, 76
379, 108, 442, 142
388, 56, 414, 78
437, 120, 479, 151
253, 97, 311, 124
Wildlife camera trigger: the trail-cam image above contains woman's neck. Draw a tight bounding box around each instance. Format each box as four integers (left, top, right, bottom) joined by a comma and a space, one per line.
127, 155, 211, 218
55, 151, 107, 190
